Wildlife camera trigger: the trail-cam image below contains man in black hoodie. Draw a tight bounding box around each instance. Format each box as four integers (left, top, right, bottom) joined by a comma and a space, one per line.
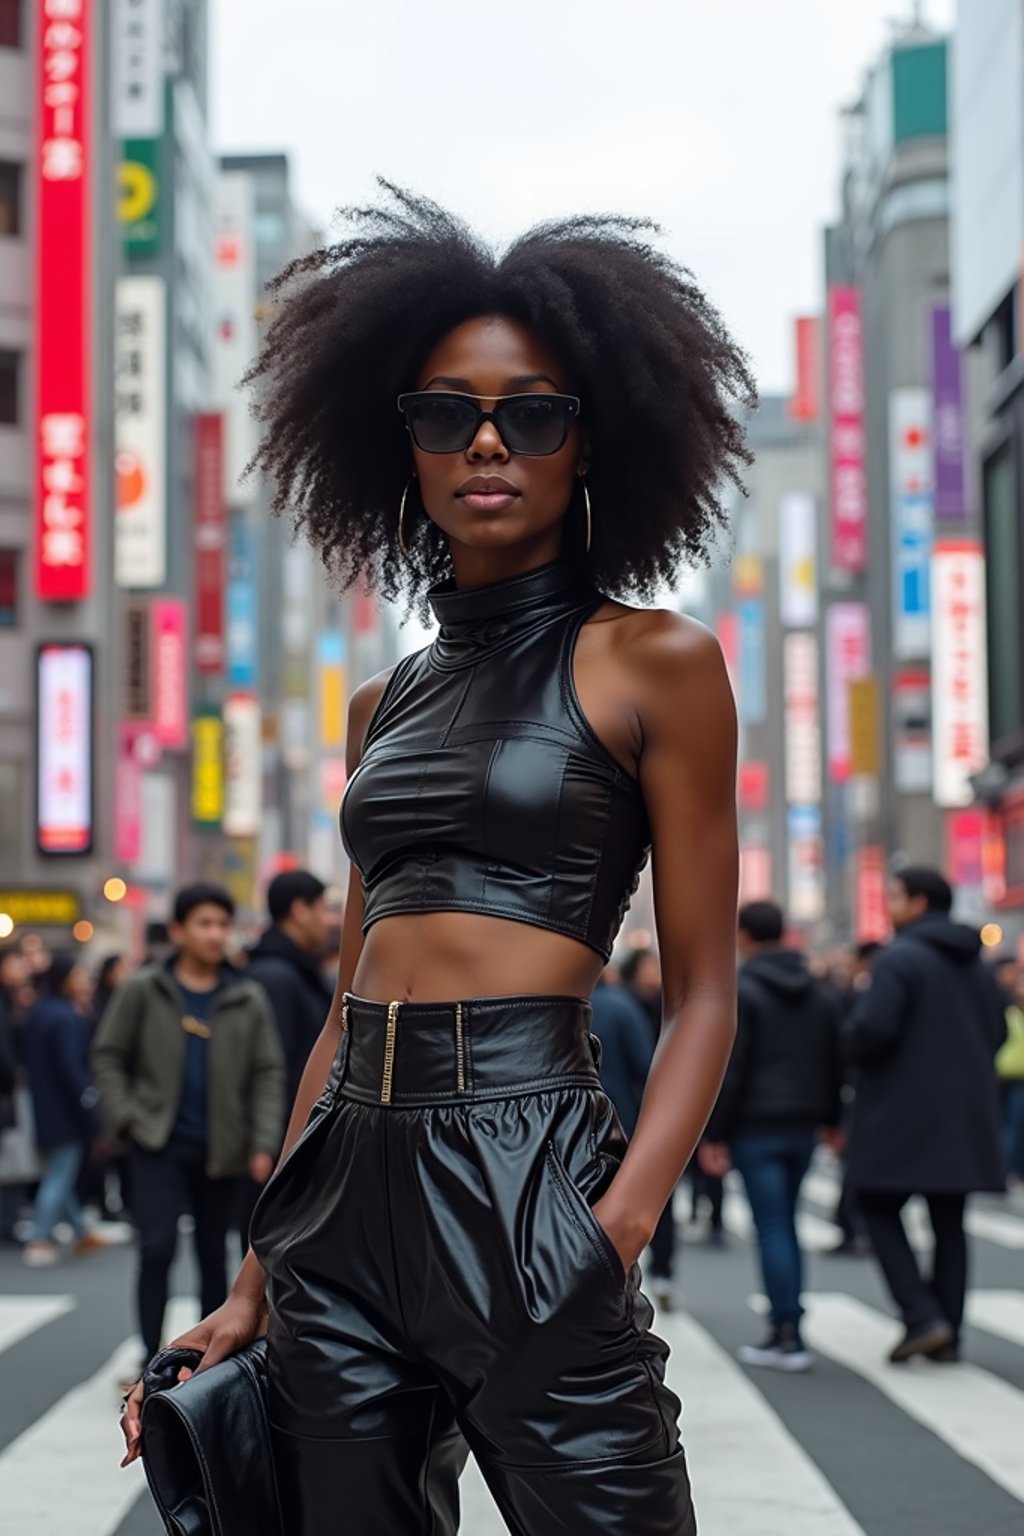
845, 867, 1005, 1363
246, 871, 334, 1110
702, 901, 842, 1371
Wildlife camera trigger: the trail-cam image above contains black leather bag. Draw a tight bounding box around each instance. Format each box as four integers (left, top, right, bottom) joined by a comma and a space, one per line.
140, 1339, 283, 1536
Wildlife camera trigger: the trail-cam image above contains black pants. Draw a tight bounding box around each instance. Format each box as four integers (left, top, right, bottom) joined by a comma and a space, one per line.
857, 1189, 968, 1337
129, 1136, 239, 1360
251, 994, 696, 1535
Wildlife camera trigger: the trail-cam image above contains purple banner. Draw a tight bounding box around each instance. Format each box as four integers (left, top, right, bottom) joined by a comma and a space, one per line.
931, 304, 966, 521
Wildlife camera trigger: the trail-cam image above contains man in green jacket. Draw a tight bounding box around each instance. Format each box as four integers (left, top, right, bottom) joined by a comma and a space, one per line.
92, 883, 285, 1367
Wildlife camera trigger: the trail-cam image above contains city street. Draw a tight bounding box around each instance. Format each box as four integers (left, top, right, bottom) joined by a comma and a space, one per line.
2, 1162, 1023, 1536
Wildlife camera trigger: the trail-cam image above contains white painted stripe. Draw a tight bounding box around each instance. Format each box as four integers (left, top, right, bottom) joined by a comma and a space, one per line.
0, 1295, 75, 1355
0, 1297, 198, 1535
800, 1294, 1024, 1504
723, 1187, 836, 1252
663, 1310, 867, 1534
967, 1290, 1024, 1349
803, 1170, 1024, 1252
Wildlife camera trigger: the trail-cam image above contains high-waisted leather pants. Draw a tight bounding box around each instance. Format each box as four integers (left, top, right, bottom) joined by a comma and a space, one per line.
249, 993, 697, 1535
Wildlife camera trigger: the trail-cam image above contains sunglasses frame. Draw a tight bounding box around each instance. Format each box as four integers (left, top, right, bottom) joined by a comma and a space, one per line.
396, 390, 582, 456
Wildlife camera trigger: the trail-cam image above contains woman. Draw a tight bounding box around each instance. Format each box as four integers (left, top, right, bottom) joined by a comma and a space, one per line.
22, 953, 103, 1266
121, 188, 750, 1534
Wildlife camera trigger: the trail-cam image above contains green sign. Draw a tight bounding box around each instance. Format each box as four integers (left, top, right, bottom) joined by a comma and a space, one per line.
119, 139, 161, 256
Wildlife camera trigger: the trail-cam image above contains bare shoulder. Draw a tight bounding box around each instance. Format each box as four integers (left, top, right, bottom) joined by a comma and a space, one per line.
596, 600, 727, 691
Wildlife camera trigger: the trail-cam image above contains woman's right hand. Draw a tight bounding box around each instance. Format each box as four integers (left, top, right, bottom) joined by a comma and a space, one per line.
119, 1291, 267, 1466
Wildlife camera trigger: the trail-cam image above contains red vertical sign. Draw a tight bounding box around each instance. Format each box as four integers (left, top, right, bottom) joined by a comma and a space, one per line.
152, 598, 189, 749
790, 317, 820, 422
194, 413, 226, 674
828, 285, 867, 573
855, 846, 890, 944
35, 0, 91, 601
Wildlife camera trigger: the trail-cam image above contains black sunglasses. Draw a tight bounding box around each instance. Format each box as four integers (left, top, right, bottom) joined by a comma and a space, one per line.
397, 391, 581, 456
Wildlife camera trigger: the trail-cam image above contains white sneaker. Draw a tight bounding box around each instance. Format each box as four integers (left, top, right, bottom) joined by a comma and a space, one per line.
23, 1240, 60, 1267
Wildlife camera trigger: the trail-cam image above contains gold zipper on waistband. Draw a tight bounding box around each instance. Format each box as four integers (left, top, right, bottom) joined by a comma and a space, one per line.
381, 1000, 400, 1104
455, 1001, 466, 1094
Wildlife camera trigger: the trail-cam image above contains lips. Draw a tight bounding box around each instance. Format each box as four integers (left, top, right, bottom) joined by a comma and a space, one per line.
455, 476, 521, 516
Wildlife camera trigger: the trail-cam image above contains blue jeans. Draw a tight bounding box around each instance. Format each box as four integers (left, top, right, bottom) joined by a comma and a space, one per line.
32, 1141, 86, 1242
731, 1132, 816, 1328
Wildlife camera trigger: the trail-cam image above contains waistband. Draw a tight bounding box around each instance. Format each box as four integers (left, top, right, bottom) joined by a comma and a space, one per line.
327, 993, 600, 1107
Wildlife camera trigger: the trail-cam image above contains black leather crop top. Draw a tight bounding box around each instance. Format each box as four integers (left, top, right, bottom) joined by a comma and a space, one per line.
340, 560, 651, 960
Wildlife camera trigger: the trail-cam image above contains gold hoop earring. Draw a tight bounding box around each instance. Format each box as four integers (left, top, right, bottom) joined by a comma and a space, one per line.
398, 479, 413, 555
582, 479, 592, 555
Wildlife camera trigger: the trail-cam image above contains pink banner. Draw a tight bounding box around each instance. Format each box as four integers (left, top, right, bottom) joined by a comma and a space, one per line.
826, 602, 871, 782
152, 598, 189, 749
828, 285, 867, 572
114, 725, 142, 863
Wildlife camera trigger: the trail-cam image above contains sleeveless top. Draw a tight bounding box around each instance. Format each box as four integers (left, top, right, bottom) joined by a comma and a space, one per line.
340, 560, 651, 960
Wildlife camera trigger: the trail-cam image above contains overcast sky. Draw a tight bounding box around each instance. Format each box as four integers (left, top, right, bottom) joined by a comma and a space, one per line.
211, 0, 955, 396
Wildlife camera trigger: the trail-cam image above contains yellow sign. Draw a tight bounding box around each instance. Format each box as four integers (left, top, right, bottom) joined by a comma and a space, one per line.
733, 554, 764, 597
0, 890, 81, 926
849, 675, 880, 778
117, 159, 157, 224
192, 714, 224, 826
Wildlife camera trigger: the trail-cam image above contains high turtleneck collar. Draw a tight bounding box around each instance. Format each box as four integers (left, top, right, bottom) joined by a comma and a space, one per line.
427, 560, 597, 670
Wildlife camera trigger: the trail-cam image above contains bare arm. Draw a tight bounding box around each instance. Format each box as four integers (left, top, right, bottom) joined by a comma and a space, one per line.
593, 617, 738, 1267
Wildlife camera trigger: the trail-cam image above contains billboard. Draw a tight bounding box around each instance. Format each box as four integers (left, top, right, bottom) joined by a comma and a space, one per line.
932, 540, 989, 808
855, 846, 891, 944
111, 0, 163, 135
223, 694, 261, 836
892, 669, 932, 794
783, 632, 821, 806
118, 139, 160, 256
889, 388, 933, 658
319, 632, 348, 749
825, 602, 871, 782
778, 491, 817, 627
36, 643, 93, 856
115, 276, 166, 588
736, 598, 766, 725
787, 805, 825, 923
790, 317, 820, 423
227, 519, 259, 688
212, 172, 258, 506
827, 285, 867, 572
152, 598, 188, 750
194, 413, 226, 674
35, 0, 92, 602
191, 711, 224, 828
930, 304, 966, 522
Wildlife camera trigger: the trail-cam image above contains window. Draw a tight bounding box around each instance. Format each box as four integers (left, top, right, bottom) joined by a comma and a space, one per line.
0, 163, 20, 236
0, 0, 21, 49
984, 445, 1024, 749
994, 292, 1018, 374
0, 551, 15, 627
0, 351, 18, 424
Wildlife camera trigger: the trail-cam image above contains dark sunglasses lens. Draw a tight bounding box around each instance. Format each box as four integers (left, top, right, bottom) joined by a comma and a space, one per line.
406, 395, 478, 451
498, 397, 573, 454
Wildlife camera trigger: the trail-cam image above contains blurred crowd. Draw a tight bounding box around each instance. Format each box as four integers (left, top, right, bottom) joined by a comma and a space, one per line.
1, 863, 1020, 1383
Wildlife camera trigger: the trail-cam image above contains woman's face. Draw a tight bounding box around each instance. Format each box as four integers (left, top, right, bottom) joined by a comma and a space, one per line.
63, 963, 92, 1011
410, 315, 585, 565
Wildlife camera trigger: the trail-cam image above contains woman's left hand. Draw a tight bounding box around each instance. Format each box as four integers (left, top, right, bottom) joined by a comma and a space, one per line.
591, 1193, 652, 1275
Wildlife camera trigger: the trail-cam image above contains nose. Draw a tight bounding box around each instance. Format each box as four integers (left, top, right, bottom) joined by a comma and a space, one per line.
466, 414, 510, 463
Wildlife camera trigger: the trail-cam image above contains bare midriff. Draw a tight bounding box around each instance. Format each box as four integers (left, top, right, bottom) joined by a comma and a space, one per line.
351, 911, 604, 1005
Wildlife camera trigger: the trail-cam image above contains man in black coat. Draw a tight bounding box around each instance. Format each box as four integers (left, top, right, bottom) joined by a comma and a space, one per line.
246, 871, 334, 1113
702, 902, 842, 1371
845, 866, 1006, 1364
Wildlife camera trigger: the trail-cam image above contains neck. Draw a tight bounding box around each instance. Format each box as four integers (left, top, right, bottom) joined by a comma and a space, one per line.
173, 954, 220, 989
447, 529, 564, 591
278, 916, 310, 953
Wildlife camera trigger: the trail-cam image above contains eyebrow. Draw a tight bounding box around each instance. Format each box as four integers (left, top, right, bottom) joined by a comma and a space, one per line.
421, 373, 563, 391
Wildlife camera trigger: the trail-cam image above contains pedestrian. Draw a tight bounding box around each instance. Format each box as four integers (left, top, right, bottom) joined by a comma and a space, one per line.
246, 871, 334, 1109
0, 942, 26, 1243
619, 946, 682, 1299
589, 968, 655, 1140
701, 900, 842, 1371
845, 867, 1006, 1363
92, 883, 285, 1377
993, 955, 1024, 1185
22, 953, 106, 1267
120, 187, 749, 1534
75, 954, 134, 1223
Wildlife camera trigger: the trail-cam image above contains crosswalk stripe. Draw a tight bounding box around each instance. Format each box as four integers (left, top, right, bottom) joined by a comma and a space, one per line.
665, 1310, 867, 1534
0, 1295, 75, 1355
0, 1297, 197, 1536
799, 1293, 1024, 1505
802, 1168, 1024, 1252
723, 1187, 837, 1251
966, 1290, 1024, 1349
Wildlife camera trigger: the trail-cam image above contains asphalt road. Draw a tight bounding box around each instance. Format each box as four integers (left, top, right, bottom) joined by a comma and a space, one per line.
2, 1162, 1023, 1536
